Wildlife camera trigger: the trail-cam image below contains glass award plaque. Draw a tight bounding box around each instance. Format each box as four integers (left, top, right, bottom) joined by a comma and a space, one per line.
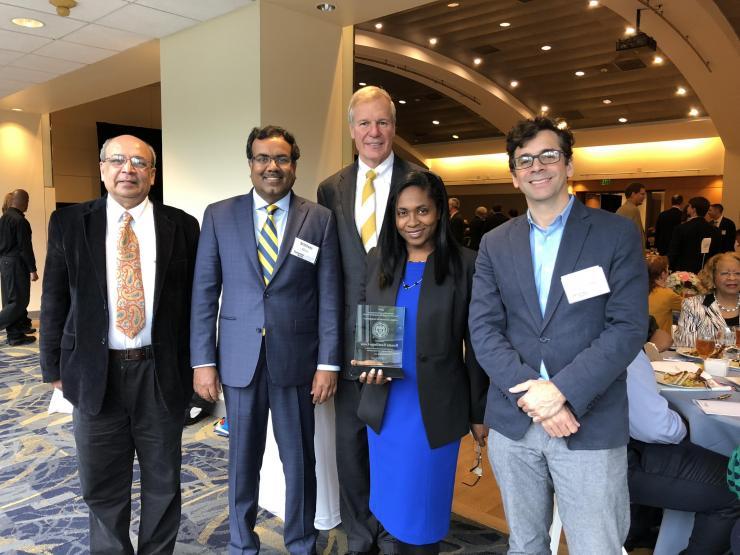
352, 304, 405, 379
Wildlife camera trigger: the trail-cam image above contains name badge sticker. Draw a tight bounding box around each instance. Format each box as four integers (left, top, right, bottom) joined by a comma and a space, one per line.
560, 265, 610, 304
290, 237, 319, 264
700, 237, 711, 254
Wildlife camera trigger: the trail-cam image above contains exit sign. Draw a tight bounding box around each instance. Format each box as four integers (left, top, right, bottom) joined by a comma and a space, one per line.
601, 179, 612, 186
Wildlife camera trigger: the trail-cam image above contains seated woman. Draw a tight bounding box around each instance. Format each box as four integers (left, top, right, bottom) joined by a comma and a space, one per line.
647, 255, 683, 334
356, 170, 488, 554
675, 252, 740, 346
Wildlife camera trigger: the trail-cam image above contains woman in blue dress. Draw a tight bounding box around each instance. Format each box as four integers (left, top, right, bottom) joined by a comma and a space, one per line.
355, 170, 488, 554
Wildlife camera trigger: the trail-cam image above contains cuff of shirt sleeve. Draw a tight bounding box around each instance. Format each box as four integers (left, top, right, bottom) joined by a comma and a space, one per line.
193, 363, 215, 369
317, 364, 340, 371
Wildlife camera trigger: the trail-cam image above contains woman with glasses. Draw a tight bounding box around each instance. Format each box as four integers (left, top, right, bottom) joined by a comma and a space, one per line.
354, 170, 488, 554
675, 252, 740, 347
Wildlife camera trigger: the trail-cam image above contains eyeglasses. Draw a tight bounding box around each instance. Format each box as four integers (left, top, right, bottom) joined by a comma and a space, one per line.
513, 149, 564, 170
252, 154, 293, 167
462, 442, 483, 487
103, 154, 153, 170
718, 271, 740, 278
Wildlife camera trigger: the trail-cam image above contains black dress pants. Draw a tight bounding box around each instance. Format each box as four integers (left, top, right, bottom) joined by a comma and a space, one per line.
628, 439, 740, 554
73, 356, 185, 554
0, 255, 30, 341
334, 378, 398, 554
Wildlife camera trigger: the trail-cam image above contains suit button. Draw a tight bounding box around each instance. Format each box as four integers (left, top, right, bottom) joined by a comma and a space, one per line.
101, 337, 106, 345
539, 337, 550, 343
264, 292, 270, 299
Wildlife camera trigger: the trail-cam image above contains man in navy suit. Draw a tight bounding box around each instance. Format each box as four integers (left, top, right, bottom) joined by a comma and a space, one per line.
190, 126, 342, 555
469, 117, 647, 554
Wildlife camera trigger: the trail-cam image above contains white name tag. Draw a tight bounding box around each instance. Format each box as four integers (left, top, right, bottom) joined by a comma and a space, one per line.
700, 237, 711, 254
290, 237, 319, 264
560, 265, 610, 304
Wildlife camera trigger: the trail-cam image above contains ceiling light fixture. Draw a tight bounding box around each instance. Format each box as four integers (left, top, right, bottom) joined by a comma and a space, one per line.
432, 120, 440, 125
625, 26, 636, 35
447, 2, 460, 7
541, 45, 552, 51
688, 108, 699, 117
588, 0, 600, 7
374, 22, 383, 30
473, 57, 482, 66
510, 80, 519, 88
358, 82, 367, 86
575, 70, 585, 77
557, 120, 568, 130
618, 117, 628, 123
429, 37, 438, 45
316, 3, 335, 12
11, 108, 23, 112
452, 134, 460, 139
499, 22, 511, 28
676, 86, 687, 96
602, 99, 612, 104
11, 17, 45, 28
49, 0, 77, 17
398, 100, 407, 104
540, 105, 549, 113
652, 55, 664, 64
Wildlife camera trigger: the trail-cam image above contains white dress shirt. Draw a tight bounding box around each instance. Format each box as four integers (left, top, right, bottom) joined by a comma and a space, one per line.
106, 196, 156, 349
252, 189, 292, 247
354, 153, 394, 239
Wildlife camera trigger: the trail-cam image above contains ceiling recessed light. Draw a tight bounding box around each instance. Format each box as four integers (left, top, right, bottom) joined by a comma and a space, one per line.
473, 57, 482, 66
398, 100, 406, 104
374, 22, 383, 30
499, 22, 511, 28
676, 86, 687, 96
447, 2, 460, 7
625, 26, 636, 35
541, 45, 552, 51
510, 80, 519, 88
688, 107, 699, 117
602, 98, 612, 104
11, 108, 23, 112
575, 70, 585, 77
618, 117, 628, 123
432, 120, 440, 125
452, 134, 459, 139
429, 37, 438, 45
588, 0, 600, 7
316, 3, 335, 12
358, 82, 367, 86
540, 105, 549, 113
600, 67, 609, 73
12, 17, 44, 28
652, 55, 664, 64
557, 120, 568, 130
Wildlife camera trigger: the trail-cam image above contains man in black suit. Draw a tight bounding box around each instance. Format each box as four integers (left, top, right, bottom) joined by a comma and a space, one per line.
654, 194, 683, 255
708, 203, 737, 253
668, 196, 721, 273
40, 135, 200, 554
317, 86, 419, 555
448, 197, 465, 244
468, 206, 488, 250
485, 204, 509, 233
0, 189, 38, 345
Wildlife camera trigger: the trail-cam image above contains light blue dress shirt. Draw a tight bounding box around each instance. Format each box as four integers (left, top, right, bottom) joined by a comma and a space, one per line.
527, 194, 575, 379
252, 189, 291, 248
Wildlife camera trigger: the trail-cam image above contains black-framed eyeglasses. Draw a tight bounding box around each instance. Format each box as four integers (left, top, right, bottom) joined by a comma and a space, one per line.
103, 154, 153, 170
513, 149, 564, 170
462, 442, 483, 487
252, 154, 293, 167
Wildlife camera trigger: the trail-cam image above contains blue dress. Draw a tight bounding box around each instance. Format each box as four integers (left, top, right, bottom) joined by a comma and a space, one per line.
367, 261, 461, 545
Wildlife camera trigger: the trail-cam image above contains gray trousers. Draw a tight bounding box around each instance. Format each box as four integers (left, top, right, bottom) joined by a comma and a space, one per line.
488, 426, 629, 555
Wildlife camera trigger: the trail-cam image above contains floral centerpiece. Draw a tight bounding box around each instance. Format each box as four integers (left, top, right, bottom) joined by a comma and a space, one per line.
665, 271, 703, 297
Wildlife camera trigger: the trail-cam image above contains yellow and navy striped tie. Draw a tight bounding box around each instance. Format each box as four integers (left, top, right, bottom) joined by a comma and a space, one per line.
258, 204, 279, 286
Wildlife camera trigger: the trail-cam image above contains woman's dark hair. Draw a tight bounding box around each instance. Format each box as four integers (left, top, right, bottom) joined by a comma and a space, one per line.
377, 170, 461, 288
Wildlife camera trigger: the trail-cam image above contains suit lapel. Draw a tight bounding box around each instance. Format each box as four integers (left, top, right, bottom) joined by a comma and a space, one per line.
82, 197, 108, 305
338, 161, 366, 259
271, 193, 308, 282
510, 216, 543, 328
542, 201, 590, 329
238, 193, 263, 285
152, 203, 175, 317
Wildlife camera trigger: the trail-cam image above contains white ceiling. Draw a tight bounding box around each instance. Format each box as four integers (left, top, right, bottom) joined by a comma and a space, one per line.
0, 0, 255, 98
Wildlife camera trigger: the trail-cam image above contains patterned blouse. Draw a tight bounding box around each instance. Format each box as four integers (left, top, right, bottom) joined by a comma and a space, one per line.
675, 293, 733, 347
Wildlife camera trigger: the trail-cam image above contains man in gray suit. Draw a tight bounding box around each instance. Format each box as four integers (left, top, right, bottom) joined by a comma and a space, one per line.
469, 117, 647, 554
317, 86, 419, 555
191, 125, 342, 555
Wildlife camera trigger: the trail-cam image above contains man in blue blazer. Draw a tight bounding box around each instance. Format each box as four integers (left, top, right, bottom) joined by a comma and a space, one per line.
190, 126, 342, 555
469, 117, 647, 554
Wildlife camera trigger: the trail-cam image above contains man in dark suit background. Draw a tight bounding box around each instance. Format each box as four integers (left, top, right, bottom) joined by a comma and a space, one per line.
0, 189, 38, 345
654, 194, 683, 255
468, 206, 488, 250
317, 86, 419, 555
191, 126, 341, 555
708, 203, 737, 253
470, 117, 647, 553
448, 197, 466, 244
668, 196, 721, 273
485, 204, 509, 233
40, 135, 200, 553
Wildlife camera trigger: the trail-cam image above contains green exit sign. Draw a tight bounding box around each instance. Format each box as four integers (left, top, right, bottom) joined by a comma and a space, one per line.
601, 179, 612, 186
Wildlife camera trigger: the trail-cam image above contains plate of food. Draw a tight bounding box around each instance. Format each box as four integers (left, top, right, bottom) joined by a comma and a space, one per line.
651, 360, 722, 389
675, 346, 728, 361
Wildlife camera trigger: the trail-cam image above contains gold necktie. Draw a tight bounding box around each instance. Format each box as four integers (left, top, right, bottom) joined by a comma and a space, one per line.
360, 169, 377, 252
258, 204, 280, 286
115, 212, 145, 338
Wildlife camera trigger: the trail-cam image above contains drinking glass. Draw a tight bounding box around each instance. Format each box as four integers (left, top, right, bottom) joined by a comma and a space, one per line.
695, 332, 716, 358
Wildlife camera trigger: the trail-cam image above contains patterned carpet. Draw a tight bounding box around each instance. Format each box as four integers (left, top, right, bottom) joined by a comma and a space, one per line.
0, 336, 507, 554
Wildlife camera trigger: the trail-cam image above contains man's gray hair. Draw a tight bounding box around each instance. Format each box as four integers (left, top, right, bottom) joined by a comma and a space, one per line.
348, 86, 396, 125
99, 136, 157, 168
